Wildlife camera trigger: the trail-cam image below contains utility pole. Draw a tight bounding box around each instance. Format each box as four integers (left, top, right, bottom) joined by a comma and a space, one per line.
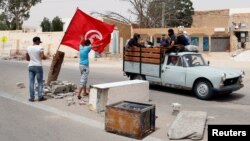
161, 2, 165, 28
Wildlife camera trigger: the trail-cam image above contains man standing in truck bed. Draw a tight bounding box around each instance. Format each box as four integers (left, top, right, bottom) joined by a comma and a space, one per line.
166, 29, 177, 53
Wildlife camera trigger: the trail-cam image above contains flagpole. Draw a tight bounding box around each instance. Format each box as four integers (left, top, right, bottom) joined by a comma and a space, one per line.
47, 8, 81, 84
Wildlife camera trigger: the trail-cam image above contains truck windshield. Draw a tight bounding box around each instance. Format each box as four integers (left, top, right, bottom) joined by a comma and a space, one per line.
183, 54, 206, 67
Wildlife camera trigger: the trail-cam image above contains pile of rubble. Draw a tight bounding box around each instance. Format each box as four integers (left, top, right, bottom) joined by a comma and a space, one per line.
36, 80, 78, 99
1, 56, 25, 61
17, 80, 88, 106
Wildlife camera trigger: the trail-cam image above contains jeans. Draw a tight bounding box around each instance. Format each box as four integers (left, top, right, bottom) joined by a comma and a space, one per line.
29, 66, 43, 99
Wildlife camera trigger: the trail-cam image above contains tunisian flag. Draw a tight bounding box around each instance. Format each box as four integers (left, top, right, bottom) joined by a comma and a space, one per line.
61, 8, 115, 53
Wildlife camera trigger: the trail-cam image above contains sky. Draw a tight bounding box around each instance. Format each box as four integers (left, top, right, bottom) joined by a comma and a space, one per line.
24, 0, 250, 28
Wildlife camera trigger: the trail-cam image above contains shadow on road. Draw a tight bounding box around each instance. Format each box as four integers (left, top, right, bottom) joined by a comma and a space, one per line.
149, 84, 245, 102
213, 93, 245, 102
149, 84, 194, 98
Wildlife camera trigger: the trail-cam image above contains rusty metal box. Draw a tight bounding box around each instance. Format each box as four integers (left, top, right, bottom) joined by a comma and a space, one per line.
105, 101, 155, 139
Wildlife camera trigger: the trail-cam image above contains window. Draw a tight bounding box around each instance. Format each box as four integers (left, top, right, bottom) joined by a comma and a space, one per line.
156, 37, 161, 43
183, 54, 206, 67
167, 56, 182, 66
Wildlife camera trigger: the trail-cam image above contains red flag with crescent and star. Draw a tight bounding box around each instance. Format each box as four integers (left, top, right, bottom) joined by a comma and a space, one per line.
61, 8, 115, 53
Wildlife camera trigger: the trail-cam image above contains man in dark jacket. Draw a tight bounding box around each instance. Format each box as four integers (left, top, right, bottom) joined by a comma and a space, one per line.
126, 33, 145, 49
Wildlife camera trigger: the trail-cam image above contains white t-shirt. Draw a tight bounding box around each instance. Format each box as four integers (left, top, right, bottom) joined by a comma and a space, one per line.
27, 45, 44, 66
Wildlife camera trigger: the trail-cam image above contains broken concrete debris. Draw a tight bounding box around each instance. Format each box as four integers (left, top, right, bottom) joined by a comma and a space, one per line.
35, 80, 77, 100
79, 100, 86, 105
171, 103, 182, 116
67, 97, 75, 106
16, 82, 25, 89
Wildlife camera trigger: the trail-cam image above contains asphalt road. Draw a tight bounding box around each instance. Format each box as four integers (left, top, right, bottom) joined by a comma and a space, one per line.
0, 59, 250, 141
0, 95, 139, 141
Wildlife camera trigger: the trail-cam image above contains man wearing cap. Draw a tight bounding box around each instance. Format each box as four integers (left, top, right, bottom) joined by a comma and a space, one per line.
26, 36, 47, 102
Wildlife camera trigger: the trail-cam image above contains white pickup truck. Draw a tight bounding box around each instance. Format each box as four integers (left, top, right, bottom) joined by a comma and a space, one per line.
123, 47, 244, 100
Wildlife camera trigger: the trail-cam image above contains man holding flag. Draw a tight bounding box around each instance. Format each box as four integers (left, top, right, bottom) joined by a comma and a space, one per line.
61, 8, 115, 52
77, 38, 98, 99
59, 8, 115, 99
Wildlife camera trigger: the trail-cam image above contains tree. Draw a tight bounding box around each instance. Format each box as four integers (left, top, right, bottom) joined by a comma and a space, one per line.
0, 13, 9, 30
40, 17, 51, 32
51, 16, 64, 31
0, 0, 42, 30
92, 0, 194, 28
160, 0, 194, 27
91, 0, 149, 27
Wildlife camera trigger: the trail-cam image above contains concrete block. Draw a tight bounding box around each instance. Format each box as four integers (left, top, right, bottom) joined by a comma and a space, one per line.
171, 103, 182, 115
50, 80, 61, 86
43, 80, 46, 85
79, 100, 87, 105
16, 82, 25, 88
58, 92, 75, 97
54, 95, 64, 99
62, 81, 69, 84
57, 93, 67, 98
52, 85, 69, 94
46, 93, 54, 98
65, 83, 76, 92
89, 80, 149, 112
168, 111, 207, 140
44, 88, 51, 94
72, 84, 78, 90
66, 97, 75, 106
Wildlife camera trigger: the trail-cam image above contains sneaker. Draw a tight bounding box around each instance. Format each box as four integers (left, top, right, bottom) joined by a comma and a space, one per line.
28, 98, 35, 102
38, 97, 47, 102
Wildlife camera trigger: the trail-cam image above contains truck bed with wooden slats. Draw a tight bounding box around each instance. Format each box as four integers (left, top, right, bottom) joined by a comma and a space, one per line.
124, 47, 164, 64
123, 47, 164, 78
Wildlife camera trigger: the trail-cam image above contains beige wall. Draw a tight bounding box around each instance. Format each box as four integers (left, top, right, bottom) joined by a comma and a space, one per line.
192, 9, 229, 28
103, 18, 131, 53
230, 13, 250, 50
0, 18, 132, 57
133, 27, 217, 37
0, 31, 79, 58
231, 13, 250, 25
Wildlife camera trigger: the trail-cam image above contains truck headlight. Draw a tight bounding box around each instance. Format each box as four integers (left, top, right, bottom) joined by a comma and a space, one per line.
221, 73, 226, 81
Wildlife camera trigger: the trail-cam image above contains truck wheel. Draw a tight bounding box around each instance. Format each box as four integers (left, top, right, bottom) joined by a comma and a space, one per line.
130, 75, 145, 80
194, 79, 214, 100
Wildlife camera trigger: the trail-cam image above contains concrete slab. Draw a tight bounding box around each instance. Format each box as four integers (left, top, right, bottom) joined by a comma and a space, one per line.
168, 111, 207, 140
88, 80, 149, 112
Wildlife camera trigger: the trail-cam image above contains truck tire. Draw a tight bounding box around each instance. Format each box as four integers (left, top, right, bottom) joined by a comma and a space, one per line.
193, 79, 214, 100
130, 74, 145, 80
